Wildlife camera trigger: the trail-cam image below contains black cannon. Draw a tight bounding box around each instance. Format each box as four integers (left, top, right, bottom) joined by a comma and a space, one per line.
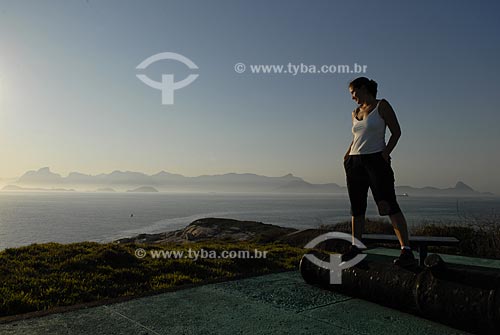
300, 251, 500, 334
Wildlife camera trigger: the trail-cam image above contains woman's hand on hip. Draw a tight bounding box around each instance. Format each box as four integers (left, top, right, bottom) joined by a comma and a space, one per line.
381, 149, 391, 163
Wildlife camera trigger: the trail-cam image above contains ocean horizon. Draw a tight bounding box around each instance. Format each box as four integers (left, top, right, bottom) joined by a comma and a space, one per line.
0, 191, 499, 250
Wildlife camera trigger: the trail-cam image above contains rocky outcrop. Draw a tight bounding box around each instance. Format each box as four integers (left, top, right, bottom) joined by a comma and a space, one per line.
115, 217, 298, 244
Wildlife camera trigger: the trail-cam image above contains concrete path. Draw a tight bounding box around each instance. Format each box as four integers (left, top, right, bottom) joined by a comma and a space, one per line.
0, 248, 480, 335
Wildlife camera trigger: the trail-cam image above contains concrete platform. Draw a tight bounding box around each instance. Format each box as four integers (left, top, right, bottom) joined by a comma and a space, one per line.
0, 248, 477, 335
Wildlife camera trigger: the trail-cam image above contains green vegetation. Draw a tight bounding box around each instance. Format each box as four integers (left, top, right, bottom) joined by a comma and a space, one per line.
0, 241, 306, 317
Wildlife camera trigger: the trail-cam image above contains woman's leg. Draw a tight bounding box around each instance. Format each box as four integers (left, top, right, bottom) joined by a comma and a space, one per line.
365, 152, 414, 255
366, 154, 416, 265
389, 211, 410, 247
352, 215, 366, 244
390, 210, 417, 266
344, 155, 369, 244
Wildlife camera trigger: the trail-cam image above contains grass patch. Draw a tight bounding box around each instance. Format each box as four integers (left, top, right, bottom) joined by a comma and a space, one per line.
0, 241, 306, 317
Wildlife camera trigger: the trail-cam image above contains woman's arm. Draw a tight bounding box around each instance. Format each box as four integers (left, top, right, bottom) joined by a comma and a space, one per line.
344, 141, 353, 161
379, 99, 401, 161
344, 110, 355, 160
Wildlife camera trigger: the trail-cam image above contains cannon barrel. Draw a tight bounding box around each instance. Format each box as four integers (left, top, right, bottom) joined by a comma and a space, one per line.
300, 251, 500, 334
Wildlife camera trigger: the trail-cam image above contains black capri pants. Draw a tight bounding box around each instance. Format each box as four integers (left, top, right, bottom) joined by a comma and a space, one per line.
344, 151, 402, 217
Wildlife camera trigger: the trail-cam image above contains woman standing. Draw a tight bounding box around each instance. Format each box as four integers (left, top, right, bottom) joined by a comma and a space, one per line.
342, 77, 416, 267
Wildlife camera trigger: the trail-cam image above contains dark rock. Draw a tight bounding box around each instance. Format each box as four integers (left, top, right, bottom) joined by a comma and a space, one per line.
115, 217, 298, 244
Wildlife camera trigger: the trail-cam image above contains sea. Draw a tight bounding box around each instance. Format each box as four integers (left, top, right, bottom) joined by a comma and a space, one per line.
0, 191, 499, 250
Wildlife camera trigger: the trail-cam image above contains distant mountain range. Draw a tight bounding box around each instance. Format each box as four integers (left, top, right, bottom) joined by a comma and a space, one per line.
1, 167, 494, 196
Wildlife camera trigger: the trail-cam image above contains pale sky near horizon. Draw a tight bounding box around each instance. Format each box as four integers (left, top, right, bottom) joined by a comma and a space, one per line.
1, 0, 499, 193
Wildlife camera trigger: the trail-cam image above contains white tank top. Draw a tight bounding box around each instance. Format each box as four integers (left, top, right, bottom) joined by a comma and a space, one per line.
350, 100, 386, 155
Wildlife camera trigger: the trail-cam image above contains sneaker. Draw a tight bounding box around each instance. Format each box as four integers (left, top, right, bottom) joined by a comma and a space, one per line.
393, 248, 418, 267
341, 245, 362, 262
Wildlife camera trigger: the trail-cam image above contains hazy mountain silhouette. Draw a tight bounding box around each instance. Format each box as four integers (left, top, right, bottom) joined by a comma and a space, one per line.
11, 167, 494, 195
18, 167, 63, 184
395, 181, 493, 196
127, 186, 159, 193
15, 167, 304, 192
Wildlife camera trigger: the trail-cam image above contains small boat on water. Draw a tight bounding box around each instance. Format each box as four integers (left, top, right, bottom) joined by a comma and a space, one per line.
397, 193, 409, 197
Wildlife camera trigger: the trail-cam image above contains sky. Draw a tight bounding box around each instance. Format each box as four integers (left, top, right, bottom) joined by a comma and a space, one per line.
0, 0, 499, 193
